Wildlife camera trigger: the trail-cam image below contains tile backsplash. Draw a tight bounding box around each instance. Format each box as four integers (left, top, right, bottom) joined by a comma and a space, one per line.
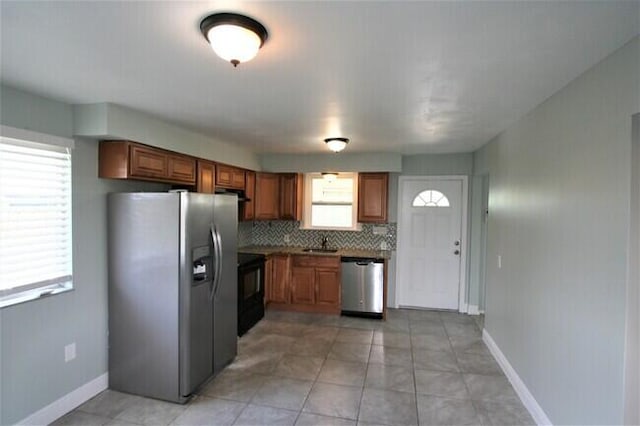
238, 221, 396, 251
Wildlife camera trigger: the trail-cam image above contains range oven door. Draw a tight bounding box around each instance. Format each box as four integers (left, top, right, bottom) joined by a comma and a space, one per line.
237, 258, 265, 336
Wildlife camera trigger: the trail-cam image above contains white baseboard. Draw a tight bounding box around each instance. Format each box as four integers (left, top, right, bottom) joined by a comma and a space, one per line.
483, 330, 552, 426
16, 373, 108, 426
467, 305, 480, 315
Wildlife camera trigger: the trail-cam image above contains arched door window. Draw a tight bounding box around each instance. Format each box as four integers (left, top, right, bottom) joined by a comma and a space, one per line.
412, 190, 450, 207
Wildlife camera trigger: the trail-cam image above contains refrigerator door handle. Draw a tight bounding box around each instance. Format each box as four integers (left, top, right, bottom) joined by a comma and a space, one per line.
211, 225, 223, 299
210, 225, 218, 301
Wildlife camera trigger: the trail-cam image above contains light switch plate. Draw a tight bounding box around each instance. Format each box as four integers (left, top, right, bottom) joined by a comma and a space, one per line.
65, 343, 76, 362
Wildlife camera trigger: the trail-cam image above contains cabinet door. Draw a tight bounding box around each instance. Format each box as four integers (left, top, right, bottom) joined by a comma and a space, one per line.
242, 171, 256, 221
357, 173, 389, 223
264, 256, 273, 303
255, 173, 280, 220
196, 161, 216, 193
217, 165, 245, 189
167, 154, 196, 185
315, 268, 340, 306
290, 267, 315, 305
129, 144, 168, 179
269, 255, 290, 304
279, 173, 303, 220
231, 169, 246, 189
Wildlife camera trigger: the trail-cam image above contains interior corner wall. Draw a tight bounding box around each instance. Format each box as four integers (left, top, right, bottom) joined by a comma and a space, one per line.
0, 86, 168, 425
482, 37, 639, 425
624, 113, 640, 425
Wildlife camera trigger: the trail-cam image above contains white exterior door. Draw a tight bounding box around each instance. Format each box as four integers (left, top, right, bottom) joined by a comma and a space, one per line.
396, 177, 465, 310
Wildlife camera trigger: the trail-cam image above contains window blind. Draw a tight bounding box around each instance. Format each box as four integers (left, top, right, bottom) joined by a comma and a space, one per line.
0, 139, 73, 301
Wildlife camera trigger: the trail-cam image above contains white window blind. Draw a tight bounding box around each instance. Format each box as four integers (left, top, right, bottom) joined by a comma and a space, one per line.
0, 137, 73, 307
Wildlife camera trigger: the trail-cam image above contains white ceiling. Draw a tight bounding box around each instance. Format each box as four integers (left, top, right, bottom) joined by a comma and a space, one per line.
1, 1, 638, 155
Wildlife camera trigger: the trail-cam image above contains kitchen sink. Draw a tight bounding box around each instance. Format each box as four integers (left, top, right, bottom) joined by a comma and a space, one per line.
302, 248, 339, 253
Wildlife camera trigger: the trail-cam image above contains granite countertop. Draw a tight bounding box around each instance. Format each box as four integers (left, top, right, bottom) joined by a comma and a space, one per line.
238, 245, 391, 260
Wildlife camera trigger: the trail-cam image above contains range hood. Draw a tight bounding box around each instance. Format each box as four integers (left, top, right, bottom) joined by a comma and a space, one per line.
215, 188, 250, 202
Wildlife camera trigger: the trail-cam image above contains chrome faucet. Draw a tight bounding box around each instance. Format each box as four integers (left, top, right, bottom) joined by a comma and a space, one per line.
321, 236, 328, 250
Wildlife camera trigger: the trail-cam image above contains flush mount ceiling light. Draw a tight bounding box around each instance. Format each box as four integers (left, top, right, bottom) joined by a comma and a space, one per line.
324, 137, 349, 153
200, 13, 268, 67
321, 172, 338, 182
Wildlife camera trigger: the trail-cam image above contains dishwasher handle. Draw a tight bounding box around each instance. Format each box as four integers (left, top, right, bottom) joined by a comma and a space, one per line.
341, 257, 384, 264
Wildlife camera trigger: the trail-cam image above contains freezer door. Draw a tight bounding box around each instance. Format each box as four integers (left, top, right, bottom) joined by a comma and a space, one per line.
179, 193, 216, 397
108, 193, 181, 402
212, 194, 238, 373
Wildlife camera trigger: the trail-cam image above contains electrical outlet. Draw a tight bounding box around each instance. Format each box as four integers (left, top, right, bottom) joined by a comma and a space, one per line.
283, 234, 291, 244
65, 343, 76, 362
372, 226, 388, 235
497, 255, 502, 269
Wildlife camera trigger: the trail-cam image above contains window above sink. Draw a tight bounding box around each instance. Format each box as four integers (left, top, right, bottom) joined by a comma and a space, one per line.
300, 172, 361, 231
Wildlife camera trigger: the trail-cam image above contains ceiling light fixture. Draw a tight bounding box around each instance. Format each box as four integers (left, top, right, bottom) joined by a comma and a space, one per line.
324, 137, 349, 153
321, 172, 338, 182
200, 13, 268, 67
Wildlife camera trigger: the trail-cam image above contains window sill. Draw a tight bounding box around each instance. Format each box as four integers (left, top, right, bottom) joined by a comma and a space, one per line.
0, 283, 73, 309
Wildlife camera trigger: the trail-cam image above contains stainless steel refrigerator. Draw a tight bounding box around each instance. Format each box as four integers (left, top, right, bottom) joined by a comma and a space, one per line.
107, 191, 237, 403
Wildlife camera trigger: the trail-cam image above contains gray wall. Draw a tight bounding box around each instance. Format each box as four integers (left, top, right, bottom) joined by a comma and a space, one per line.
401, 153, 473, 176
0, 86, 168, 425
479, 37, 639, 424
624, 113, 639, 425
260, 152, 402, 173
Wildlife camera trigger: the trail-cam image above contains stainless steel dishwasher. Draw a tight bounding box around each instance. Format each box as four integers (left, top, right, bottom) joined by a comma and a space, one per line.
341, 257, 384, 318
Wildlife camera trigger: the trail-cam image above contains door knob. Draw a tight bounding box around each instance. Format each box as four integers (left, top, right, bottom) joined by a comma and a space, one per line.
454, 250, 460, 255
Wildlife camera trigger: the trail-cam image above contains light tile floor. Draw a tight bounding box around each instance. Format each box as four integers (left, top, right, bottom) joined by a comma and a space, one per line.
54, 309, 534, 426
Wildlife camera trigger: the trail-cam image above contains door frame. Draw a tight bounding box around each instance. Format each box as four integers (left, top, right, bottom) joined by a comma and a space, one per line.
395, 175, 469, 312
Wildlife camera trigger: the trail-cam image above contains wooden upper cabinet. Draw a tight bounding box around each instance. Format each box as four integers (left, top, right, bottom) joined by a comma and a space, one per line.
279, 173, 303, 221
216, 164, 245, 190
196, 160, 216, 193
357, 172, 389, 223
130, 144, 167, 179
242, 171, 256, 221
99, 140, 196, 185
254, 173, 280, 220
168, 154, 196, 183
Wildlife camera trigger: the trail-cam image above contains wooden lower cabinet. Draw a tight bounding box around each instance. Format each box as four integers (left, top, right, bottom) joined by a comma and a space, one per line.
290, 267, 315, 305
266, 254, 340, 314
267, 254, 290, 304
315, 268, 340, 306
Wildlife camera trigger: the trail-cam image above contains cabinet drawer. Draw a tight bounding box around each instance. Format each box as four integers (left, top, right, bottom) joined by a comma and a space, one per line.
292, 255, 340, 268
